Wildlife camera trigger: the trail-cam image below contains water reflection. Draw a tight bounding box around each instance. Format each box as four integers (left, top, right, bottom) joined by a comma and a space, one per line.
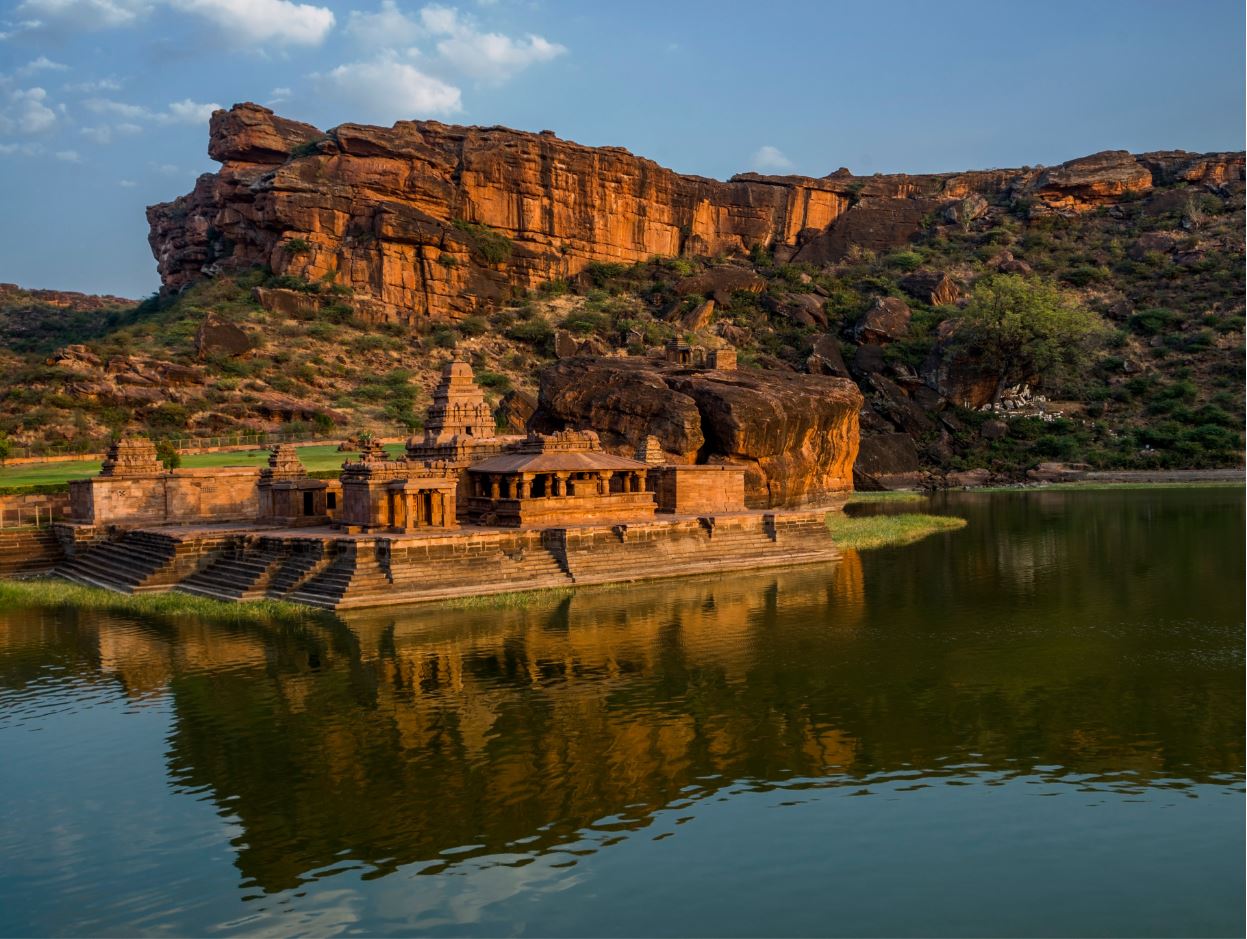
0, 489, 1242, 936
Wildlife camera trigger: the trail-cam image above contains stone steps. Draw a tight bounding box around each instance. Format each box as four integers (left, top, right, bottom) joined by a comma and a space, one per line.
176, 543, 287, 601
265, 547, 331, 598
56, 531, 229, 594
0, 526, 64, 576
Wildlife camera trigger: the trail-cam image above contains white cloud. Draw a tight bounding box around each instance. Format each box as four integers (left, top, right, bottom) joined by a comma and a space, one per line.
84, 96, 218, 124
268, 86, 291, 105
54, 148, 80, 161
169, 0, 334, 46
0, 86, 58, 135
313, 56, 461, 121
17, 56, 69, 76
150, 161, 181, 174
81, 120, 141, 143
346, 0, 423, 47
421, 4, 565, 82
163, 98, 219, 123
16, 0, 333, 46
84, 96, 149, 119
15, 0, 152, 30
118, 178, 137, 186
64, 77, 123, 93
751, 145, 794, 172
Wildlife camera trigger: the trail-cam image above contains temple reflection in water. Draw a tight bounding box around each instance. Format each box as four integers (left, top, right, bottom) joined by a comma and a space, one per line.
2, 516, 1240, 898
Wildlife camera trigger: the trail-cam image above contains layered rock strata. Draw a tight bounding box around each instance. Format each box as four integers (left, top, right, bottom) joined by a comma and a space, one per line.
149, 103, 1244, 323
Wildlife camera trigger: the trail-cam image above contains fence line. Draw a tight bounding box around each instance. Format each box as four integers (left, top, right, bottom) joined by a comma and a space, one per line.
0, 505, 56, 529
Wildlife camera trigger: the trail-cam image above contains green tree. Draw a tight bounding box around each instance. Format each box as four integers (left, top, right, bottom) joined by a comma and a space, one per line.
154, 439, 181, 470
948, 274, 1107, 403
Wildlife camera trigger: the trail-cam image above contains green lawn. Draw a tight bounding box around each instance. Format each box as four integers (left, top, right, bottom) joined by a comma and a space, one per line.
0, 443, 406, 490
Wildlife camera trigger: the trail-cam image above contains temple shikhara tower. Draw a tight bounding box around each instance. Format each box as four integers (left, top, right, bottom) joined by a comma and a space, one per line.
421, 356, 494, 444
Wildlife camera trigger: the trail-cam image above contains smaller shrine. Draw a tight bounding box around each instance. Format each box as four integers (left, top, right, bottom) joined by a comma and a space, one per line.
98, 436, 165, 477
257, 444, 332, 527
337, 443, 458, 534
466, 430, 655, 527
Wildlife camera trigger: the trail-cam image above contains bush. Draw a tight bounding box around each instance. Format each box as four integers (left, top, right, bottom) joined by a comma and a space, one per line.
429, 325, 457, 349
453, 220, 513, 264
505, 318, 555, 355
581, 262, 630, 288
1062, 264, 1109, 286
154, 439, 181, 470
559, 308, 610, 336
1127, 307, 1179, 335
476, 370, 512, 392
885, 250, 923, 271
456, 315, 489, 337
265, 274, 318, 293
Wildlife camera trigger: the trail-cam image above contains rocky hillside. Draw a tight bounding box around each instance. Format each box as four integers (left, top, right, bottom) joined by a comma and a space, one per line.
0, 105, 1241, 481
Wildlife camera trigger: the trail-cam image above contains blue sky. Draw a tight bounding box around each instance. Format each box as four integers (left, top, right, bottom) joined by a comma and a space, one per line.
1, 0, 1243, 297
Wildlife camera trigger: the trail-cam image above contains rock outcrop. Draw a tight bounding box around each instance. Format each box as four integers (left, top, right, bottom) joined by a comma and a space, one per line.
148, 103, 1243, 324
532, 357, 861, 507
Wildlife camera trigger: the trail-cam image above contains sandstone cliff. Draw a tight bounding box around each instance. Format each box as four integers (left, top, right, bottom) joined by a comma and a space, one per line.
148, 103, 1243, 323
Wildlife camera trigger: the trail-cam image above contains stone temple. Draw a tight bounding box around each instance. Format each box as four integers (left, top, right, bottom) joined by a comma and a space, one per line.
52, 357, 847, 609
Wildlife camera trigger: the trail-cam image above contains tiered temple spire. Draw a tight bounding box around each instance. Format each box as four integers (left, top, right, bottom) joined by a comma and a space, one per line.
422, 355, 493, 444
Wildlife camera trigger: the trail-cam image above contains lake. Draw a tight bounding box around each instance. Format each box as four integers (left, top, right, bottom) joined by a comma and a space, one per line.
0, 488, 1242, 937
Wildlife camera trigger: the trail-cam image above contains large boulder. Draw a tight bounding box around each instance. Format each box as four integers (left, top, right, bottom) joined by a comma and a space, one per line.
899, 270, 961, 307
195, 315, 251, 359
674, 266, 767, 305
853, 433, 923, 491
807, 334, 850, 377
920, 320, 1001, 409
495, 389, 536, 434
533, 357, 862, 507
853, 296, 911, 344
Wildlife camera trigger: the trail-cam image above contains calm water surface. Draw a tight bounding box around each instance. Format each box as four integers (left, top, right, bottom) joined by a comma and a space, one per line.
0, 489, 1242, 937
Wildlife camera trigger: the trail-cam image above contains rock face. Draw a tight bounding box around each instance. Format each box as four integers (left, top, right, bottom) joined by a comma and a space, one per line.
532, 358, 861, 507
148, 103, 1242, 324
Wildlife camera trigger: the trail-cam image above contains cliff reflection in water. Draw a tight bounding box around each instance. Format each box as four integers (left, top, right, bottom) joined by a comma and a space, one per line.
0, 490, 1240, 902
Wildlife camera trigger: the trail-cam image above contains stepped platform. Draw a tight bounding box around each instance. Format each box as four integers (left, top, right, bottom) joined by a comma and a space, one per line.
47, 509, 840, 610
0, 526, 65, 576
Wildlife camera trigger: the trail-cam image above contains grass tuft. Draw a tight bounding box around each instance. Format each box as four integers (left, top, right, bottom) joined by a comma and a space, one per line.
843, 491, 927, 505
0, 578, 332, 626
825, 512, 966, 550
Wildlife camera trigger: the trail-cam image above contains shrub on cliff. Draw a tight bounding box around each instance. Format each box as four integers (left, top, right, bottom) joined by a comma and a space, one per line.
453, 220, 513, 265
946, 274, 1109, 404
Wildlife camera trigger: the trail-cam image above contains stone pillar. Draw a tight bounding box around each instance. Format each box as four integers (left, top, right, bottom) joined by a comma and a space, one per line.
517, 475, 530, 500
489, 476, 501, 499
550, 474, 561, 497
555, 472, 570, 497
637, 470, 647, 494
